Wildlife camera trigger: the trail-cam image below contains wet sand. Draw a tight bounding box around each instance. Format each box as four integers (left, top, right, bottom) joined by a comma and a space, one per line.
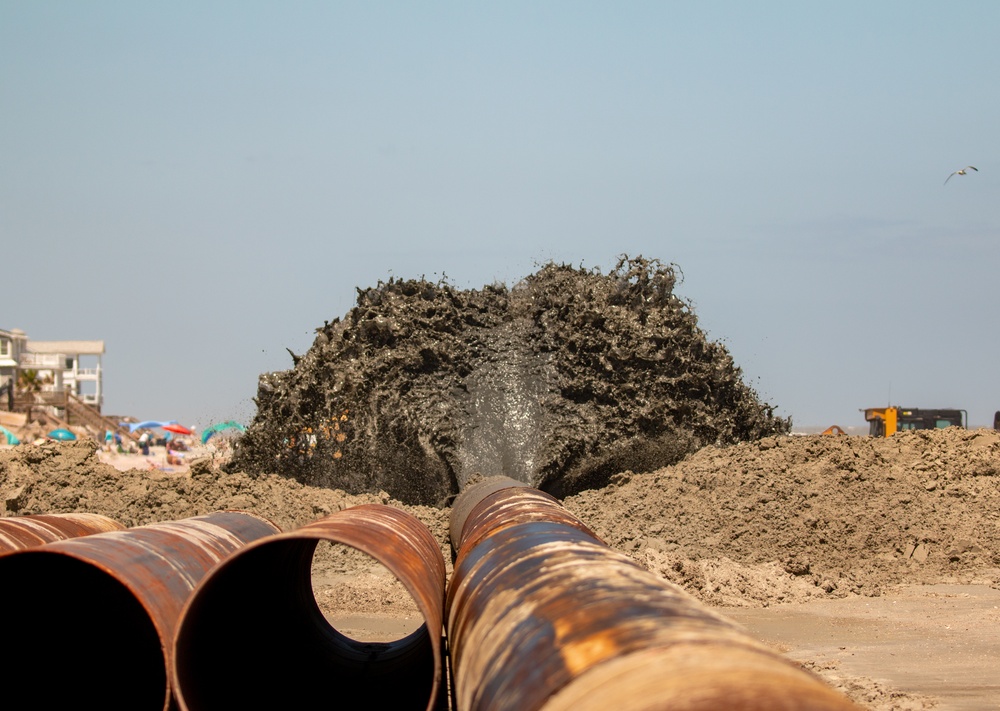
724, 584, 1000, 710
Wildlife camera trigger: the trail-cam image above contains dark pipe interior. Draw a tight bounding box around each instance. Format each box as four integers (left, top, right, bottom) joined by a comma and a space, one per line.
173, 538, 435, 710
0, 553, 166, 710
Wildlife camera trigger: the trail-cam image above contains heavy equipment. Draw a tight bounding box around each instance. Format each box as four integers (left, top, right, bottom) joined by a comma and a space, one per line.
863, 406, 967, 437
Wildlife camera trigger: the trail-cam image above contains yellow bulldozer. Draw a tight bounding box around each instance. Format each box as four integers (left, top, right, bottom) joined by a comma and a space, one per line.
863, 407, 967, 437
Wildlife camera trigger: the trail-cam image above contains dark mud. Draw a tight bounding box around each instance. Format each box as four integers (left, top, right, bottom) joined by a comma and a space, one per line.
232, 257, 790, 505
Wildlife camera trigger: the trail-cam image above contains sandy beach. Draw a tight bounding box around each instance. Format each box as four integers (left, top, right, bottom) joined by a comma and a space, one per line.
95, 440, 230, 475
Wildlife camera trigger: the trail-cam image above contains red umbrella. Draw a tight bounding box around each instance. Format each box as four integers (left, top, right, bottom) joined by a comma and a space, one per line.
162, 424, 193, 435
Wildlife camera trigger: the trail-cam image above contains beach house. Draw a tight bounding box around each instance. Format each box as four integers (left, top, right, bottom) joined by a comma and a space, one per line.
0, 327, 106, 417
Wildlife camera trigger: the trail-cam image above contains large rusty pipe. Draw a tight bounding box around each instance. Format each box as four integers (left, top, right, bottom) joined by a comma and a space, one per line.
447, 477, 861, 711
172, 504, 447, 711
0, 512, 125, 553
0, 510, 279, 711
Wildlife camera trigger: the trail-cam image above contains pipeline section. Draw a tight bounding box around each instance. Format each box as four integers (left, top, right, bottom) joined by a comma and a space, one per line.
0, 512, 124, 553
172, 503, 447, 711
447, 477, 861, 711
0, 510, 280, 711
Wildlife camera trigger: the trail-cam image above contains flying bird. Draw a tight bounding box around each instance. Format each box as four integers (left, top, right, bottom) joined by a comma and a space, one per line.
944, 165, 978, 185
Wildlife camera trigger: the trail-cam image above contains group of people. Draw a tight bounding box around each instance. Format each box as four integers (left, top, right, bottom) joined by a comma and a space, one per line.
103, 430, 133, 454
103, 428, 190, 466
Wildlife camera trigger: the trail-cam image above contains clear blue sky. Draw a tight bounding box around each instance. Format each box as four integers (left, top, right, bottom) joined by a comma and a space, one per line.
3, 2, 998, 430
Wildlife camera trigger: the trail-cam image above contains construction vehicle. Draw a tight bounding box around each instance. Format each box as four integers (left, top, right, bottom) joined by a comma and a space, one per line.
863, 407, 967, 437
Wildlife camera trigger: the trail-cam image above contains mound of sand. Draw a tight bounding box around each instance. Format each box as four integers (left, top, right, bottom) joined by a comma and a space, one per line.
0, 441, 449, 544
6, 427, 999, 605
565, 426, 1000, 607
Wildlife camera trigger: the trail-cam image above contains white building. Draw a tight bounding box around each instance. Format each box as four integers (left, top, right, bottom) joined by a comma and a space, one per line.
0, 328, 27, 408
0, 328, 105, 413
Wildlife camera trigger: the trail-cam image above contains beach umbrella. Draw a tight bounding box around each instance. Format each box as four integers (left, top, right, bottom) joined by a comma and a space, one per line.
126, 420, 169, 433
0, 426, 20, 445
201, 421, 246, 444
48, 428, 77, 442
162, 423, 193, 435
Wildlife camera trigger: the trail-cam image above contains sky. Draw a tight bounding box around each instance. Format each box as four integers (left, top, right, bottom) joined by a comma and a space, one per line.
3, 2, 998, 431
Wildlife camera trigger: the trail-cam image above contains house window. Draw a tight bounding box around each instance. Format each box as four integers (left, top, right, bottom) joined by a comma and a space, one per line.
0, 339, 9, 356
65, 357, 74, 369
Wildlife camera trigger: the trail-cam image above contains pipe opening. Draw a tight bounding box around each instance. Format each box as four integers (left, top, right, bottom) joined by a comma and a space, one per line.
174, 537, 435, 710
0, 553, 165, 711
311, 540, 426, 642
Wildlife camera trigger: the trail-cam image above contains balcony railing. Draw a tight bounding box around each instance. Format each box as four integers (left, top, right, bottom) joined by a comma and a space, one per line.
16, 356, 100, 380
19, 353, 65, 369
13, 391, 68, 408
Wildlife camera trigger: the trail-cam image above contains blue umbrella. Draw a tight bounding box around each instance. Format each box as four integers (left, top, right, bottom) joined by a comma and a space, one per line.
122, 420, 174, 433
0, 425, 20, 445
48, 428, 77, 441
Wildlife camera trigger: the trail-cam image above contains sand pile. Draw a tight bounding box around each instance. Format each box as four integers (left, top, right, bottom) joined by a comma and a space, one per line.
0, 441, 449, 546
4, 426, 998, 608
231, 257, 789, 505
565, 426, 1000, 606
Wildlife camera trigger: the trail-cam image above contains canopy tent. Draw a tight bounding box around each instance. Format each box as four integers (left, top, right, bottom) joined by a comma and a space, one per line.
201, 421, 246, 444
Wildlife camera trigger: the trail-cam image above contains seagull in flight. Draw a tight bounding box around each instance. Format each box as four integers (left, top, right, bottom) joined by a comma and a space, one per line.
944, 165, 978, 185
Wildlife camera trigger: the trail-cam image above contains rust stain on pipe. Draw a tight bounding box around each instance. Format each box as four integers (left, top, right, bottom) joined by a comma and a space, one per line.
447, 477, 861, 711
0, 512, 125, 553
0, 510, 280, 711
172, 503, 447, 711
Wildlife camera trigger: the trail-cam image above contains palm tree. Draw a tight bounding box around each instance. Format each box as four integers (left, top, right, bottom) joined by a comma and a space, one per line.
16, 369, 41, 393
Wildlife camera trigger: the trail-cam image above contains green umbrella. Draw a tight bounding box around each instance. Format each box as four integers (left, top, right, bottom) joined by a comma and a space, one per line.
0, 426, 20, 445
48, 428, 77, 441
201, 421, 246, 444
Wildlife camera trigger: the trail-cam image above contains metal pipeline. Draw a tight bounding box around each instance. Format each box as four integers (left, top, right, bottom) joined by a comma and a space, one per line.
172, 503, 447, 711
0, 510, 280, 711
0, 512, 125, 553
447, 477, 861, 711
